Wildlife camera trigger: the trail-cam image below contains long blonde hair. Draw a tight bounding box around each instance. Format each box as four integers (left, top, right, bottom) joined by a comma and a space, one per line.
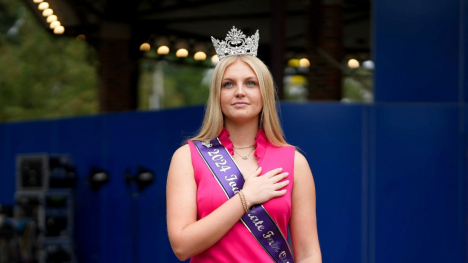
188, 55, 290, 147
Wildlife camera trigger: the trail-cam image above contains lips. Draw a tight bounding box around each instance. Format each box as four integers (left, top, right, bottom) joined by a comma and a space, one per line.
232, 102, 249, 106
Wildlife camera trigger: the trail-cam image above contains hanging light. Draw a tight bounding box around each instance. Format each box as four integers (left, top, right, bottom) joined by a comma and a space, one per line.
194, 51, 207, 61
140, 43, 150, 52
42, 8, 53, 17
49, 21, 60, 29
76, 34, 86, 41
211, 55, 219, 63
157, 46, 169, 55
176, 49, 188, 58
348, 59, 360, 68
33, 0, 43, 3
287, 59, 300, 67
299, 58, 310, 67
53, 26, 64, 34
46, 15, 57, 23
38, 2, 48, 10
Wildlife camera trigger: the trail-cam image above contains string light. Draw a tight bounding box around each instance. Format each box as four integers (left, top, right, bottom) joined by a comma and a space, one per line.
38, 2, 49, 10
299, 58, 310, 67
140, 43, 150, 52
33, 0, 43, 3
194, 51, 207, 61
176, 49, 188, 57
42, 8, 53, 17
53, 26, 64, 34
46, 15, 57, 23
211, 55, 219, 63
50, 21, 60, 29
157, 46, 169, 55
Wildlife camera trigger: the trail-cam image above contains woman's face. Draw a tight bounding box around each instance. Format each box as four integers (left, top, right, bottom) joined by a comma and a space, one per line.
220, 60, 263, 124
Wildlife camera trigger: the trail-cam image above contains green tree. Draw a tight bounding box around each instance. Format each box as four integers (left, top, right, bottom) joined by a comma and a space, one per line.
0, 0, 98, 121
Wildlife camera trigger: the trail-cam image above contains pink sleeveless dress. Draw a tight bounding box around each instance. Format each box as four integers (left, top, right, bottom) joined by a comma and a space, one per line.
187, 128, 295, 262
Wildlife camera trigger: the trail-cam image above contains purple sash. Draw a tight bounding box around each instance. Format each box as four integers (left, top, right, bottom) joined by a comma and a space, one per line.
194, 138, 295, 263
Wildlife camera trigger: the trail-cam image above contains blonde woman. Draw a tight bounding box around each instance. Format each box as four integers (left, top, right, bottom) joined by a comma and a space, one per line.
167, 27, 321, 263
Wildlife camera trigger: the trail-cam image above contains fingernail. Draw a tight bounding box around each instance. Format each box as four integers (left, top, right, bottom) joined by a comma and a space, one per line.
257, 167, 262, 170
278, 168, 283, 171
284, 172, 289, 176
285, 180, 290, 183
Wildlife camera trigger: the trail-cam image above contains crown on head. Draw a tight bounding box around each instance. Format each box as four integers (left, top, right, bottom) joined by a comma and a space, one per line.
211, 26, 259, 61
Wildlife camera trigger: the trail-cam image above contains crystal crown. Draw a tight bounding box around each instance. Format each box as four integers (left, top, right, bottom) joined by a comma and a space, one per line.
211, 26, 259, 61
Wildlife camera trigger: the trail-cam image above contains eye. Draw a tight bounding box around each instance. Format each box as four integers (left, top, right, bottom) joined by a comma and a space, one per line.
246, 80, 257, 86
222, 82, 234, 88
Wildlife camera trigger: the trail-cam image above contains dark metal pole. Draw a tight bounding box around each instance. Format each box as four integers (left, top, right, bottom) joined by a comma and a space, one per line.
270, 0, 286, 100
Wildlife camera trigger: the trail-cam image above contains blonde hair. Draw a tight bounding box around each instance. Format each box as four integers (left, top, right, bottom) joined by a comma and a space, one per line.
188, 55, 290, 147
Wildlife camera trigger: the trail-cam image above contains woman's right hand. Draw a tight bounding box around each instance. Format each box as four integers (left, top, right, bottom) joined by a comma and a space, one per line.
241, 167, 290, 207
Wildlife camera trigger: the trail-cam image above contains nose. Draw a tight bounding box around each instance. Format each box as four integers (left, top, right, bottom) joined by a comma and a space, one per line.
235, 83, 246, 98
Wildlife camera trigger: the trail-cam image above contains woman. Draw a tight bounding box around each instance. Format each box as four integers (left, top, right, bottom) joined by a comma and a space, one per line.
167, 27, 321, 262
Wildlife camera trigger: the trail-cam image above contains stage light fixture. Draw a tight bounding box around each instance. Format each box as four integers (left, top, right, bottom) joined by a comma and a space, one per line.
88, 167, 109, 191
46, 15, 57, 23
125, 166, 155, 192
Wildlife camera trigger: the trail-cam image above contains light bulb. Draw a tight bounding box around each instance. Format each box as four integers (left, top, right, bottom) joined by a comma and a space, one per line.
348, 59, 360, 68
53, 26, 64, 34
157, 46, 169, 55
140, 43, 150, 52
33, 0, 43, 3
211, 55, 219, 63
38, 2, 48, 10
299, 58, 310, 67
50, 21, 60, 29
194, 51, 207, 60
46, 15, 57, 23
176, 49, 188, 58
42, 8, 53, 17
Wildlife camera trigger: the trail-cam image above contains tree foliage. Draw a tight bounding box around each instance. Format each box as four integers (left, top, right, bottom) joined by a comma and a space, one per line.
0, 0, 98, 122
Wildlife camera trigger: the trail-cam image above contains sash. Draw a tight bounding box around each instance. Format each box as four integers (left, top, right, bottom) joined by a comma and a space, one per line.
194, 138, 295, 263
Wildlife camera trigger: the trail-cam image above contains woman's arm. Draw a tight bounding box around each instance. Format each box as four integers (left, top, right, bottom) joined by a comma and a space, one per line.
166, 144, 289, 261
290, 151, 322, 263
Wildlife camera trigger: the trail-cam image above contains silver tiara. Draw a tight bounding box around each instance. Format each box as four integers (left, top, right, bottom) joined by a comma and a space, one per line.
211, 26, 259, 61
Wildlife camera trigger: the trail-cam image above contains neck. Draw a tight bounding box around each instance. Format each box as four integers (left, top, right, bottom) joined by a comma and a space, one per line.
224, 118, 259, 147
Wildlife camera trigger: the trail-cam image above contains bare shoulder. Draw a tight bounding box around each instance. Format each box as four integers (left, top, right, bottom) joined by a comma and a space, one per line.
168, 144, 193, 179
294, 151, 310, 170
294, 151, 313, 182
172, 144, 191, 161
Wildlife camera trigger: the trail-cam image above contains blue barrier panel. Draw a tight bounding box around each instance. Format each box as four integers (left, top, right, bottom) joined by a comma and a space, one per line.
374, 104, 461, 263
0, 103, 465, 263
374, 0, 460, 102
281, 102, 364, 263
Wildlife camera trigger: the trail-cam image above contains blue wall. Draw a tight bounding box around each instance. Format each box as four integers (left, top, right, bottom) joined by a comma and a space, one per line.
374, 0, 467, 103
0, 103, 465, 263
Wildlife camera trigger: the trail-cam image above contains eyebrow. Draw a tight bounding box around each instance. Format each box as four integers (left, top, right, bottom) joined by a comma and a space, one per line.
222, 76, 258, 81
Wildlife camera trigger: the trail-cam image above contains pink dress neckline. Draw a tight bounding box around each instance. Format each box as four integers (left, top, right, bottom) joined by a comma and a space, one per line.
218, 127, 267, 166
